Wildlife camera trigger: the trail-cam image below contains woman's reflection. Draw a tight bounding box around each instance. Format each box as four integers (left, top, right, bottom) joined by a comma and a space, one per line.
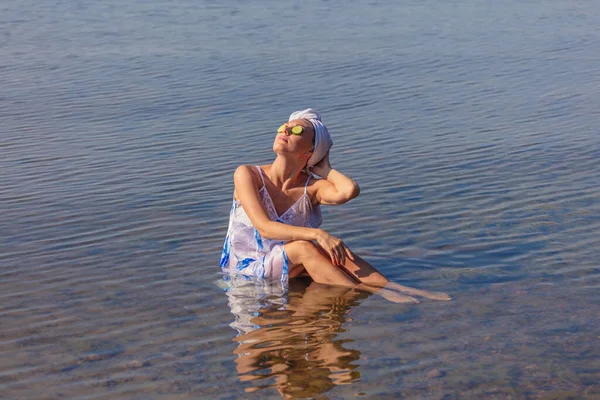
223, 275, 369, 398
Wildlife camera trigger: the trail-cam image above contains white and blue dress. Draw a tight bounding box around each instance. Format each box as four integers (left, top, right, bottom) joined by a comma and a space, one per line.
219, 166, 323, 286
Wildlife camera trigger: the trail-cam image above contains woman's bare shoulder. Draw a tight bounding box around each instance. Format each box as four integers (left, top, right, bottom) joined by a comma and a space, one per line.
234, 164, 255, 176
307, 176, 328, 188
233, 164, 268, 200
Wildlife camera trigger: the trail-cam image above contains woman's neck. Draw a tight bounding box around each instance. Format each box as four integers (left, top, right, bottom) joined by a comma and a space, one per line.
268, 156, 306, 190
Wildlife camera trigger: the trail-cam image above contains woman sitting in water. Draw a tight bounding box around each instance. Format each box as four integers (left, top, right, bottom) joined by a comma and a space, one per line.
220, 109, 450, 303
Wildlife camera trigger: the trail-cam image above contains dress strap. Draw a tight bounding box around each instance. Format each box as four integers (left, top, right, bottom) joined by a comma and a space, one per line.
255, 165, 266, 188
304, 174, 312, 195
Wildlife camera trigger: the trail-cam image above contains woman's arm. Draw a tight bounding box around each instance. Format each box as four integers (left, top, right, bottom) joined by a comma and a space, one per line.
311, 153, 360, 205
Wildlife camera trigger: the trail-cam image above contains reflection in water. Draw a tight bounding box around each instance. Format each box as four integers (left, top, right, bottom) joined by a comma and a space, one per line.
219, 275, 369, 398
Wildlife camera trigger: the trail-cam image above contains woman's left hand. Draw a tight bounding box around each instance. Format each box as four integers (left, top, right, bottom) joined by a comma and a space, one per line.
310, 151, 332, 179
315, 229, 354, 267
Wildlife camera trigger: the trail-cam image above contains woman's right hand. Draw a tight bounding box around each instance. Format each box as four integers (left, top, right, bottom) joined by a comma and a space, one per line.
315, 230, 354, 267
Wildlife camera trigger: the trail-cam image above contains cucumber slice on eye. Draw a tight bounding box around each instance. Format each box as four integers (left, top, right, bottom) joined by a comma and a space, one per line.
291, 126, 303, 135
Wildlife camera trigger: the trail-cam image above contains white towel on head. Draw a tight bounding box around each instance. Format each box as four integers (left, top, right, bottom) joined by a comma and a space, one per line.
288, 108, 333, 168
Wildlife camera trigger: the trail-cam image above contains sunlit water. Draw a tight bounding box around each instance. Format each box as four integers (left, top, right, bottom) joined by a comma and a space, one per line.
2, 0, 600, 398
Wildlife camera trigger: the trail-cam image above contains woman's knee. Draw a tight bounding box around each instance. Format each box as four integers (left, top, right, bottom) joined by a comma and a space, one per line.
284, 240, 318, 264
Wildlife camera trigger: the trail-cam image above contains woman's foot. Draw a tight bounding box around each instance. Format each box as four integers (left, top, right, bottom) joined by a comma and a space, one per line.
385, 283, 452, 301
378, 288, 420, 304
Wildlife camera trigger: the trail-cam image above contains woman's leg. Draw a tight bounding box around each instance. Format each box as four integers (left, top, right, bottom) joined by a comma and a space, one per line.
337, 251, 452, 301
284, 240, 419, 304
295, 242, 451, 301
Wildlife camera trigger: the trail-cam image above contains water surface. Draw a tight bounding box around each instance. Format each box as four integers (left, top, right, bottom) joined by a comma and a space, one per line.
1, 0, 600, 398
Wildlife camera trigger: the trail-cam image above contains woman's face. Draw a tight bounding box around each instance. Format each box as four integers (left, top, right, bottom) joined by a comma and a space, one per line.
273, 119, 315, 160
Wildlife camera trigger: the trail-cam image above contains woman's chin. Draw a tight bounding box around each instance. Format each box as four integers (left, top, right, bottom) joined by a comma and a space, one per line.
272, 143, 288, 153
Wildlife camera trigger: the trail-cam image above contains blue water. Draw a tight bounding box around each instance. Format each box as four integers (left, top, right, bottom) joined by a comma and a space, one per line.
1, 0, 600, 398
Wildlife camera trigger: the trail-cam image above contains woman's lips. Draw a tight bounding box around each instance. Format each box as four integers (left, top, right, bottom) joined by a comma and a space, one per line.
277, 137, 288, 142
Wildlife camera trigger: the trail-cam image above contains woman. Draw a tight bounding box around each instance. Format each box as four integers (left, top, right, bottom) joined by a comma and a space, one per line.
220, 109, 450, 303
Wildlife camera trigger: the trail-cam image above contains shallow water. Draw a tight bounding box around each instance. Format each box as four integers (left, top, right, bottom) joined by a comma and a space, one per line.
1, 0, 600, 398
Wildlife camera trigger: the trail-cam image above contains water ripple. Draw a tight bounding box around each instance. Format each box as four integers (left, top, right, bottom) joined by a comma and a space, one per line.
2, 0, 600, 398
